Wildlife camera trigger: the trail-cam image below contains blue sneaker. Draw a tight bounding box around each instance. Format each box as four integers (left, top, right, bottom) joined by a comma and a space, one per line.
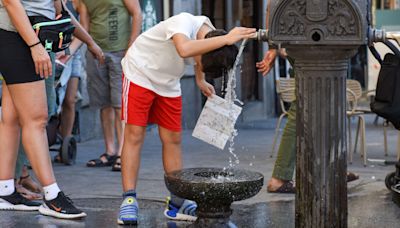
117, 195, 138, 225
164, 197, 197, 222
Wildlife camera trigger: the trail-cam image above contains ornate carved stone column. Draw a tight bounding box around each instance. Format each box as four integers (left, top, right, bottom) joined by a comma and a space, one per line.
268, 1, 369, 227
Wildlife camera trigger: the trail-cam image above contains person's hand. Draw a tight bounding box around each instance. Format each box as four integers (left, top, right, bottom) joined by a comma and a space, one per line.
197, 79, 215, 97
56, 50, 70, 64
225, 27, 257, 45
30, 44, 52, 78
88, 41, 105, 65
256, 49, 278, 76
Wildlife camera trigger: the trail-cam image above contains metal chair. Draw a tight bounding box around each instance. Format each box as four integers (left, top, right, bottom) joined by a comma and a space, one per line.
270, 78, 295, 157
346, 79, 391, 166
346, 79, 368, 166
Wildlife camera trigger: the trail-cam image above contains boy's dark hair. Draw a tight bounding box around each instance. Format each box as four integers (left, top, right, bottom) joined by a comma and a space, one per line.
201, 29, 239, 79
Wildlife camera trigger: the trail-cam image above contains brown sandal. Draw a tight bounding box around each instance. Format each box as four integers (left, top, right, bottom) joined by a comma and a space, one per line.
17, 174, 42, 194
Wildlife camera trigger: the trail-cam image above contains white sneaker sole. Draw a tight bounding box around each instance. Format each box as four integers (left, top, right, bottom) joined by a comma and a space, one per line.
39, 204, 87, 219
0, 198, 39, 211
164, 209, 197, 222
117, 218, 138, 225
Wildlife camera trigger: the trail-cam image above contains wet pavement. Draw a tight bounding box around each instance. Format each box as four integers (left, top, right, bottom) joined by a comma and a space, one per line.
1, 193, 399, 227
1, 116, 400, 227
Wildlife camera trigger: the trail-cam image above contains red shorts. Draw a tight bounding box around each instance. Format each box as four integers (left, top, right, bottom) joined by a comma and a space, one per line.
122, 77, 182, 132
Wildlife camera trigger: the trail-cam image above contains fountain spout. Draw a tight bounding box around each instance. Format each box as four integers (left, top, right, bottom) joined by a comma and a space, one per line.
250, 29, 269, 42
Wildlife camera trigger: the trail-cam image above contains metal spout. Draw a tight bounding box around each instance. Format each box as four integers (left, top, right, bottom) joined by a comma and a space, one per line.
386, 32, 400, 46
250, 29, 269, 42
369, 28, 400, 46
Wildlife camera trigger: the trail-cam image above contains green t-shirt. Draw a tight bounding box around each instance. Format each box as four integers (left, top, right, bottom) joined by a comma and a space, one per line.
83, 0, 131, 52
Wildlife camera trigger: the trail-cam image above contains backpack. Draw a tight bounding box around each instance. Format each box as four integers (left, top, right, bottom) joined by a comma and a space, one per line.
370, 40, 400, 130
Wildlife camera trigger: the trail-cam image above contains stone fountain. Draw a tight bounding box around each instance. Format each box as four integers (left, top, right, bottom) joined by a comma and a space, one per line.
165, 167, 263, 227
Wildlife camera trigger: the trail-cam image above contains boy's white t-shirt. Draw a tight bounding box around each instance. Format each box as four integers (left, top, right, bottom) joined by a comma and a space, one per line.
121, 12, 215, 97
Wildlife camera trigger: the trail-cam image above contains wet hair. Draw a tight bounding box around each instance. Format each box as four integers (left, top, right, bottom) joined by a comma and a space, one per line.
201, 29, 239, 79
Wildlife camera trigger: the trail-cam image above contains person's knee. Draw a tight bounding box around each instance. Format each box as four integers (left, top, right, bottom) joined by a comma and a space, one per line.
63, 95, 76, 111
161, 132, 182, 145
125, 126, 145, 145
22, 111, 48, 129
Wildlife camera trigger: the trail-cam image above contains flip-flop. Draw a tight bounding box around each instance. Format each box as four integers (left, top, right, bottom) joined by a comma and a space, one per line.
267, 181, 295, 194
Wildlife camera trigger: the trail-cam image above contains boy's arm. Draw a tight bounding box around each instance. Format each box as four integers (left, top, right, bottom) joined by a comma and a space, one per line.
194, 56, 215, 97
172, 27, 256, 58
123, 0, 142, 48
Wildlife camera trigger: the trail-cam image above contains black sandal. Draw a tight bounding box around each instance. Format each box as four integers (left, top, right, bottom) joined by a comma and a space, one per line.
111, 156, 121, 172
86, 153, 117, 167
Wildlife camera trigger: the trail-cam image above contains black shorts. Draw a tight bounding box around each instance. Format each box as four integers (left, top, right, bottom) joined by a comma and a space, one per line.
0, 29, 42, 84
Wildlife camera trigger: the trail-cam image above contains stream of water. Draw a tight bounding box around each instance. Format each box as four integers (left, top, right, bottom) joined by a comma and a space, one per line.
224, 39, 248, 170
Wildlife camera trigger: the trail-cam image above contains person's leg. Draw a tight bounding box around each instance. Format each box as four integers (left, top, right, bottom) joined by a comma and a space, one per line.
108, 51, 124, 170
112, 108, 124, 171
118, 124, 146, 225
14, 145, 26, 181
159, 127, 182, 174
268, 101, 296, 192
5, 81, 55, 186
59, 77, 79, 137
121, 125, 146, 192
86, 51, 117, 166
0, 83, 21, 182
101, 106, 117, 154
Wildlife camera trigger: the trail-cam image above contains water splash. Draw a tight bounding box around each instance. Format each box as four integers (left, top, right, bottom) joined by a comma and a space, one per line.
224, 39, 248, 169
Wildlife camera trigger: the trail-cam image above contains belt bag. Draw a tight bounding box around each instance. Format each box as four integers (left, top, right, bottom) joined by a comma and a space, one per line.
30, 6, 75, 53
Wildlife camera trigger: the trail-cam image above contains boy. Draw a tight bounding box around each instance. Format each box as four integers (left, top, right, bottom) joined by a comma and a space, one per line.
118, 12, 255, 225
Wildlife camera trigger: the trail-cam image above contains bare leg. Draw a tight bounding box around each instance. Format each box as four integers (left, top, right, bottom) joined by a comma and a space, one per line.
1, 81, 55, 186
159, 126, 182, 174
121, 125, 146, 191
114, 108, 124, 156
59, 77, 79, 138
101, 106, 116, 156
0, 83, 21, 179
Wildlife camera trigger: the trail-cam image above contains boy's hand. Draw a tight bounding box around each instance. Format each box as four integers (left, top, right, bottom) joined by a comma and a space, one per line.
225, 27, 257, 45
256, 49, 277, 76
197, 79, 215, 97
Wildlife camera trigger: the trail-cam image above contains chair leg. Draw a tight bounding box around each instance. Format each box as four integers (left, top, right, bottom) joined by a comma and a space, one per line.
354, 118, 361, 155
348, 117, 353, 164
270, 113, 286, 158
360, 116, 367, 167
397, 131, 400, 161
384, 121, 388, 156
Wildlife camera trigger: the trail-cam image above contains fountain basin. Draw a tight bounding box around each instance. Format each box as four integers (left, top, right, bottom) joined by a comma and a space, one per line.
165, 167, 264, 227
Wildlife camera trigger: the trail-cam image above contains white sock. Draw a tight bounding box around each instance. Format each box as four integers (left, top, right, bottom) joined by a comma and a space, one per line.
43, 183, 61, 201
0, 179, 15, 196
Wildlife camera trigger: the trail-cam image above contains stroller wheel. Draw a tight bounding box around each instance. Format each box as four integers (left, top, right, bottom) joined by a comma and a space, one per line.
61, 136, 77, 166
385, 172, 396, 190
